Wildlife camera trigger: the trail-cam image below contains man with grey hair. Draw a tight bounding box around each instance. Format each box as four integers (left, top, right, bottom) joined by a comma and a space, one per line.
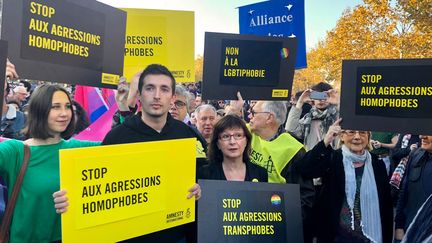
169, 85, 190, 123
195, 104, 217, 144
187, 92, 197, 115
249, 100, 314, 242
169, 85, 208, 168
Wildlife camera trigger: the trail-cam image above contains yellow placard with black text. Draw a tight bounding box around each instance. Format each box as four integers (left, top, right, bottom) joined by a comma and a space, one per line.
60, 138, 196, 243
122, 9, 194, 83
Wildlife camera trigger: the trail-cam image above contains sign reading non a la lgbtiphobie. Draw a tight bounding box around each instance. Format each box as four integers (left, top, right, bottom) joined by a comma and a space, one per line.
340, 59, 432, 134
0, 41, 8, 119
2, 0, 126, 88
198, 180, 303, 243
202, 32, 297, 100
122, 9, 194, 83
238, 0, 307, 69
60, 138, 196, 243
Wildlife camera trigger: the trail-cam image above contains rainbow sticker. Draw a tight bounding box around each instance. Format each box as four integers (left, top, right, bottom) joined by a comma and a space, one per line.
280, 48, 289, 59
271, 194, 282, 206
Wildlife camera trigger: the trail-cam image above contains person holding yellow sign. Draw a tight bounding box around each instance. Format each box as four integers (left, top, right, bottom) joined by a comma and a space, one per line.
0, 83, 100, 243
54, 64, 201, 243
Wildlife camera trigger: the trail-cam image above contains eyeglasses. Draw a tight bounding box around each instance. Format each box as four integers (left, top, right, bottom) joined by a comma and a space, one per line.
343, 130, 369, 137
250, 110, 270, 117
219, 133, 245, 141
173, 100, 186, 108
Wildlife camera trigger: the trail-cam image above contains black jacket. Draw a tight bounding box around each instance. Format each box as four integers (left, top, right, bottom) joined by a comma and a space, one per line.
299, 141, 393, 243
395, 149, 432, 230
198, 161, 268, 182
103, 112, 201, 243
104, 112, 201, 145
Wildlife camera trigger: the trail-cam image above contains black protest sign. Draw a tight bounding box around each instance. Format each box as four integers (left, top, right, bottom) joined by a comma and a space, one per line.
202, 32, 297, 100
2, 0, 126, 88
198, 180, 303, 243
0, 41, 7, 119
341, 59, 432, 134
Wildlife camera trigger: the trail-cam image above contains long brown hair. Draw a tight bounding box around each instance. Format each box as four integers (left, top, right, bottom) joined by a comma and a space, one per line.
24, 84, 75, 139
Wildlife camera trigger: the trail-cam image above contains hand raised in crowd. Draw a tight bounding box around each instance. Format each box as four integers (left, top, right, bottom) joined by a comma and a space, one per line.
228, 91, 244, 115
295, 89, 311, 109
325, 89, 339, 105
410, 143, 418, 151
127, 71, 142, 108
115, 77, 130, 112
371, 140, 382, 149
324, 118, 342, 147
187, 183, 201, 200
53, 190, 69, 214
6, 58, 19, 79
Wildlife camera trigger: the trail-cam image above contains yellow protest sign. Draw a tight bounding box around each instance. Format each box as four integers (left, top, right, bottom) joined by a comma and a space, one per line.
123, 9, 194, 83
60, 138, 196, 243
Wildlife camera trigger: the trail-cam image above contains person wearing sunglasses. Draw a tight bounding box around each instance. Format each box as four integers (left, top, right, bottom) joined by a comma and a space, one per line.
299, 118, 393, 243
198, 115, 267, 182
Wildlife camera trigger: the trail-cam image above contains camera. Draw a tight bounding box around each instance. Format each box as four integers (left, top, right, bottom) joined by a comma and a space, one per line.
310, 91, 328, 100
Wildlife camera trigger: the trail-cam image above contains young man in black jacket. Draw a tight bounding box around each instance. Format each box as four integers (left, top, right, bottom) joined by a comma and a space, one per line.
103, 64, 201, 243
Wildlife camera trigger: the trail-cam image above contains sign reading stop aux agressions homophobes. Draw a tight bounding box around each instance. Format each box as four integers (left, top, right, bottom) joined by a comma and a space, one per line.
2, 0, 126, 88
340, 58, 432, 134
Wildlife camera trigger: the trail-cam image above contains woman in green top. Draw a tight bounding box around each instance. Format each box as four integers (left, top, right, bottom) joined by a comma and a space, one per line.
0, 84, 100, 243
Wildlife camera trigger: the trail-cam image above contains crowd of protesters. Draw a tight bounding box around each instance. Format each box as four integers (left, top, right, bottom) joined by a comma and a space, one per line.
1, 61, 431, 243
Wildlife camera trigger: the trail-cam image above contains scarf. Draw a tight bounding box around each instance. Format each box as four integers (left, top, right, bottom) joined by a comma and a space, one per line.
390, 157, 408, 189
390, 134, 413, 189
342, 145, 382, 243
300, 105, 338, 144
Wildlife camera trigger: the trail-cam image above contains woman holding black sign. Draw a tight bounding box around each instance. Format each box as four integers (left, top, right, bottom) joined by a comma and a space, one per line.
198, 115, 267, 182
298, 118, 393, 243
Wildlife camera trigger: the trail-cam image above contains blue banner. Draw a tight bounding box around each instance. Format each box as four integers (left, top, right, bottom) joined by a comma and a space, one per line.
239, 0, 306, 69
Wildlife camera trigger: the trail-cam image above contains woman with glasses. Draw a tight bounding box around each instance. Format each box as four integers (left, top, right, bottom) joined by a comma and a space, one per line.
298, 118, 393, 243
198, 115, 267, 182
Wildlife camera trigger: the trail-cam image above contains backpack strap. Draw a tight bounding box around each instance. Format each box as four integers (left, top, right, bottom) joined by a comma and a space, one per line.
0, 144, 31, 242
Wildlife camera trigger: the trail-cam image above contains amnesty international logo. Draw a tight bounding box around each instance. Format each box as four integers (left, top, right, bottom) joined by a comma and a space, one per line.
186, 208, 191, 218
166, 210, 184, 223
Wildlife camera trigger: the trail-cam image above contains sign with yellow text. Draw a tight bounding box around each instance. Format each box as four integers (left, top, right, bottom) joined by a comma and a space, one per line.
198, 180, 303, 243
2, 0, 126, 89
123, 9, 194, 82
202, 32, 297, 100
60, 138, 196, 243
341, 59, 432, 134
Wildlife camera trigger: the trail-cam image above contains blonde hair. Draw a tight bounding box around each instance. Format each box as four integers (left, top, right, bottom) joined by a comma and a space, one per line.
337, 130, 373, 151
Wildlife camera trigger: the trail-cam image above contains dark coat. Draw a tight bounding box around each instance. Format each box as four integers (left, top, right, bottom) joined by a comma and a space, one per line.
299, 141, 393, 243
198, 160, 268, 182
